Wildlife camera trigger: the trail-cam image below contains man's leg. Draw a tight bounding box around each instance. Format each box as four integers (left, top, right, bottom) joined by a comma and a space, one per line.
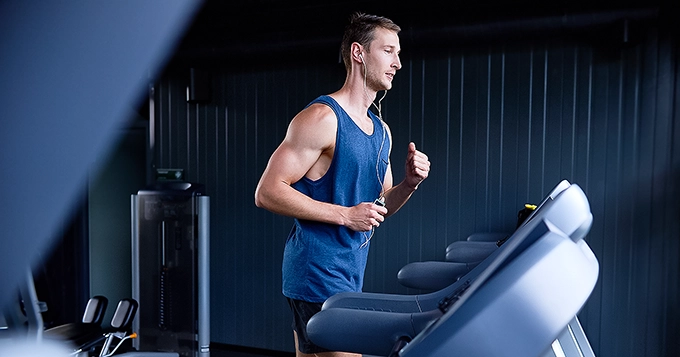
293, 330, 361, 357
288, 298, 361, 357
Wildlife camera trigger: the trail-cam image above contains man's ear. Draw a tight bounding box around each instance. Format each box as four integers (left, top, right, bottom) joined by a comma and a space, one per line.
351, 42, 364, 63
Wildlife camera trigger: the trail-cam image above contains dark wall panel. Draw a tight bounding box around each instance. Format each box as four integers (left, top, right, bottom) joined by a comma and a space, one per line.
153, 29, 679, 356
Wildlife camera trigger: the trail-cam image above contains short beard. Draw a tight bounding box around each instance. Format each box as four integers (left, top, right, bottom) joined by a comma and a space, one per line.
365, 67, 391, 92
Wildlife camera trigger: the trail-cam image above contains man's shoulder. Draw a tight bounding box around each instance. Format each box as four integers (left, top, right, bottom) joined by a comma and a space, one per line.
295, 101, 337, 125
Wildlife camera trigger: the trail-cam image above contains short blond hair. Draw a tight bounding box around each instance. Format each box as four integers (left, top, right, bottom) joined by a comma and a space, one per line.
340, 12, 401, 73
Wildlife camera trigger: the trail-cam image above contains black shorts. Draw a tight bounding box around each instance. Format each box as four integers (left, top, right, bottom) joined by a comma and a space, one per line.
286, 297, 331, 354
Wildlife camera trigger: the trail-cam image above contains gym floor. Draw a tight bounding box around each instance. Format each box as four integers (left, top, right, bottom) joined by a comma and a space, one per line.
211, 344, 294, 357
211, 345, 379, 357
212, 352, 277, 357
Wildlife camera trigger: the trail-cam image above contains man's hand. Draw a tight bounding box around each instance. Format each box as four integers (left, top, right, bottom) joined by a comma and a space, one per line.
404, 142, 430, 190
343, 202, 389, 232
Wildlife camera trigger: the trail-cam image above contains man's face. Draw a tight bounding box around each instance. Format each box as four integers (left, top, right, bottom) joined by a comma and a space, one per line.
364, 28, 402, 91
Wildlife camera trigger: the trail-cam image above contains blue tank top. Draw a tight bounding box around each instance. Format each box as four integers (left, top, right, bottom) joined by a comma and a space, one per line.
282, 95, 391, 303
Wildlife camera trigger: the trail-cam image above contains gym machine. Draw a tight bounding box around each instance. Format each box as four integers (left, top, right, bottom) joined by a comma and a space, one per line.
131, 182, 209, 357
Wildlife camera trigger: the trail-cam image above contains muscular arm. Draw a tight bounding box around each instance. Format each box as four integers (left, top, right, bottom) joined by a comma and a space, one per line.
254, 104, 387, 231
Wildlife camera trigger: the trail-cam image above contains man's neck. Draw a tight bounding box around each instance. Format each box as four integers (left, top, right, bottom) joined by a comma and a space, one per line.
332, 72, 377, 119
